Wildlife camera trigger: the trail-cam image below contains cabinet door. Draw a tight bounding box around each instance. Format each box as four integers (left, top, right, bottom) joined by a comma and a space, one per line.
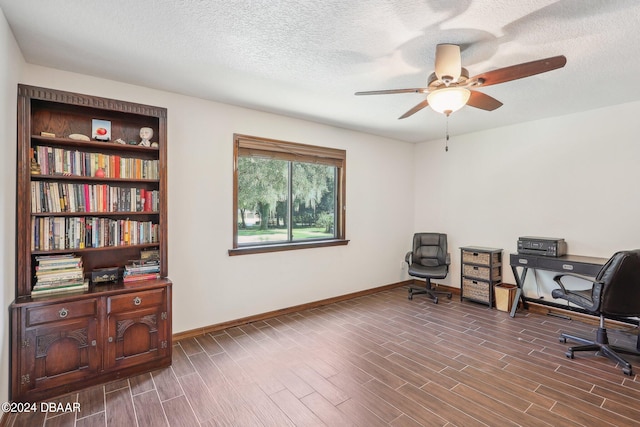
105, 288, 169, 370
19, 314, 99, 397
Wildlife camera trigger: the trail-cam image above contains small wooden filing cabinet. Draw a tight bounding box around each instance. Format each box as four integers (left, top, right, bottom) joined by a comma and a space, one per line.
460, 246, 503, 306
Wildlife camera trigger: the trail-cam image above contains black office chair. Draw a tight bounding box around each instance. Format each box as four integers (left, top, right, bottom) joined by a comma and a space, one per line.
552, 249, 640, 375
405, 233, 452, 303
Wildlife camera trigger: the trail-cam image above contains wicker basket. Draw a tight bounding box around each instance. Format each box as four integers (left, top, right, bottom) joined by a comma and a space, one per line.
462, 250, 500, 266
463, 264, 501, 281
462, 278, 490, 303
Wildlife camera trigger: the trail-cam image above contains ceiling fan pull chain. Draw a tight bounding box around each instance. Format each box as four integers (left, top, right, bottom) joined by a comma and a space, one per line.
445, 117, 450, 152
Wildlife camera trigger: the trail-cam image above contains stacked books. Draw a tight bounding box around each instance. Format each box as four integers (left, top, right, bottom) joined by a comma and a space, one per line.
123, 259, 160, 282
32, 254, 88, 297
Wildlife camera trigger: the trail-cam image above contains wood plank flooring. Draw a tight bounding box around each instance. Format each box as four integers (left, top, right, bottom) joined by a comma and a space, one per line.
6, 285, 640, 426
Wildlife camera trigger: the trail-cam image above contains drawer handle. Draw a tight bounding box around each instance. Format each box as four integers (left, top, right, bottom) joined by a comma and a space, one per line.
562, 264, 574, 270
133, 297, 142, 306
518, 259, 528, 264
58, 308, 68, 318
473, 266, 479, 270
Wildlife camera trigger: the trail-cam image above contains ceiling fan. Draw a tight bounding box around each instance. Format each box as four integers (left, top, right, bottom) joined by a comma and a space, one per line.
355, 44, 567, 119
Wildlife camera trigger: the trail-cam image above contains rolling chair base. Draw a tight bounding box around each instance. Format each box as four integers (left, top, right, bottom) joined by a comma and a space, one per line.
559, 328, 639, 376
408, 280, 452, 304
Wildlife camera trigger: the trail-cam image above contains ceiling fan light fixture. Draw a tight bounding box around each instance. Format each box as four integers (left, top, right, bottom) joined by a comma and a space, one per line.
427, 87, 470, 116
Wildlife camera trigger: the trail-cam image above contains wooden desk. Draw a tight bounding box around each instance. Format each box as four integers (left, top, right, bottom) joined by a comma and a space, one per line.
509, 253, 608, 317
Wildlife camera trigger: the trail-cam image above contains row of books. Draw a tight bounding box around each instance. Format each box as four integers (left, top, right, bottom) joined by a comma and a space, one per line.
32, 254, 89, 297
33, 145, 159, 179
31, 216, 159, 251
123, 259, 160, 282
30, 181, 159, 213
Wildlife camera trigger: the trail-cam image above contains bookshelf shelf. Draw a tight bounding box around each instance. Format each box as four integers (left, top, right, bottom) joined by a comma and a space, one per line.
31, 242, 161, 255
11, 85, 172, 403
32, 175, 159, 183
31, 135, 161, 152
32, 211, 160, 217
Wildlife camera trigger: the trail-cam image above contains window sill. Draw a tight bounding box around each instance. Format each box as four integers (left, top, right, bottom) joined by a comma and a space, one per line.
228, 239, 349, 256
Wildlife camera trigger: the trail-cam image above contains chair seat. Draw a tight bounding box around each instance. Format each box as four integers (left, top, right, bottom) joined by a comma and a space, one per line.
408, 263, 448, 279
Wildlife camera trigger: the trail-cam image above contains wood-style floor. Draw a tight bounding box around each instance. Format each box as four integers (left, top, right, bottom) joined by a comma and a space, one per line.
6, 285, 640, 427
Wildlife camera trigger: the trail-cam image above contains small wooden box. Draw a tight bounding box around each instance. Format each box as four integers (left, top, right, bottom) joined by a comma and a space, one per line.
91, 267, 119, 284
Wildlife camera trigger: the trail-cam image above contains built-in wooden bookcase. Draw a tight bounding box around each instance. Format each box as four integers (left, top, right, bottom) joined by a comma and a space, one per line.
11, 85, 172, 402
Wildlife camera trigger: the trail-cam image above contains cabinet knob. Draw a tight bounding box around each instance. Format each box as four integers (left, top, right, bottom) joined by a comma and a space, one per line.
108, 337, 113, 343
58, 308, 68, 318
91, 340, 97, 347
133, 297, 142, 306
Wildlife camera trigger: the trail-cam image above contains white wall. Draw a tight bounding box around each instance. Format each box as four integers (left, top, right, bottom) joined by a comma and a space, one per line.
0, 8, 23, 406
414, 102, 640, 298
19, 65, 417, 334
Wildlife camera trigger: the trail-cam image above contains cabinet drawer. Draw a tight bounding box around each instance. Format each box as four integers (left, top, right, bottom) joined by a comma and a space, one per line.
26, 299, 97, 327
108, 288, 165, 313
462, 250, 500, 266
462, 278, 491, 303
463, 264, 501, 281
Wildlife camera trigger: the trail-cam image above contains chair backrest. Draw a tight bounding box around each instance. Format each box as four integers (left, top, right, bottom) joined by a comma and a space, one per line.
412, 233, 447, 267
596, 249, 640, 316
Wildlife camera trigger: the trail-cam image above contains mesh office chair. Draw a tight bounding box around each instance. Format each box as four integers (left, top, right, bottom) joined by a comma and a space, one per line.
552, 249, 640, 375
405, 233, 452, 303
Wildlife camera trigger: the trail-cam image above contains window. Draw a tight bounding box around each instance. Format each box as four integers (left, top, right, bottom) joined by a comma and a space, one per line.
230, 134, 347, 255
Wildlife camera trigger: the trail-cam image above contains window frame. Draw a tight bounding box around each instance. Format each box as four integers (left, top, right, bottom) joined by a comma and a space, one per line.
229, 133, 348, 256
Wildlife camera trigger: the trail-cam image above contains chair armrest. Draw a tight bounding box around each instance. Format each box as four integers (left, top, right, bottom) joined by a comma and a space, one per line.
446, 253, 451, 265
405, 251, 412, 265
553, 272, 600, 287
553, 272, 603, 295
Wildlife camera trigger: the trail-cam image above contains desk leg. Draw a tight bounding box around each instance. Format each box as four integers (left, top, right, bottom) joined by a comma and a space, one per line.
510, 266, 529, 318
510, 287, 522, 318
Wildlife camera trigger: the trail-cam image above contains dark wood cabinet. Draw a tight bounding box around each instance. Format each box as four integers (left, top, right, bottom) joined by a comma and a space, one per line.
10, 85, 172, 402
105, 286, 170, 370
20, 298, 100, 395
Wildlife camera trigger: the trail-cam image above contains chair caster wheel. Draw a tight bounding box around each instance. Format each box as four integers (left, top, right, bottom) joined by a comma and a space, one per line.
566, 351, 574, 359
433, 297, 438, 304
447, 293, 452, 299
595, 351, 602, 357
408, 291, 413, 301
559, 337, 567, 343
623, 367, 633, 376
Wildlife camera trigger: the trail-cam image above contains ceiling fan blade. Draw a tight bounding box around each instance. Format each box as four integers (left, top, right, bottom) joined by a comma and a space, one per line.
470, 55, 567, 87
398, 99, 430, 119
466, 91, 503, 111
355, 88, 427, 95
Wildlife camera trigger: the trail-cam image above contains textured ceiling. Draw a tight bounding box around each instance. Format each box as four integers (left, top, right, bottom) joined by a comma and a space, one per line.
2, 0, 640, 142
